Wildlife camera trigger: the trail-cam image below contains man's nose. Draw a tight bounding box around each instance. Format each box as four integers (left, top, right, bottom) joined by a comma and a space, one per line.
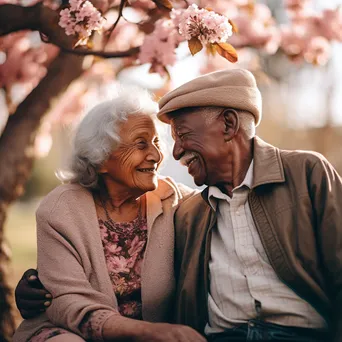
172, 139, 184, 160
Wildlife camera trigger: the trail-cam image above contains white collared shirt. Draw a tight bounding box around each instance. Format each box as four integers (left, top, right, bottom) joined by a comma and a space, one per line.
205, 161, 326, 334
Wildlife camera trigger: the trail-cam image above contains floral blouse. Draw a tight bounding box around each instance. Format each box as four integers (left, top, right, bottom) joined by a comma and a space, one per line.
29, 216, 148, 342
99, 215, 148, 318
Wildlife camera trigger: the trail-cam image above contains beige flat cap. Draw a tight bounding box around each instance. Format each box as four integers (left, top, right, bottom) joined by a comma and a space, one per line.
158, 68, 262, 126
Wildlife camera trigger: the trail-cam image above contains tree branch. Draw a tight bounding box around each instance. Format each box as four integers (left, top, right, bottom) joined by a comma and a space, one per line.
0, 3, 140, 59
0, 3, 41, 36
103, 0, 127, 47
0, 52, 85, 206
60, 45, 140, 58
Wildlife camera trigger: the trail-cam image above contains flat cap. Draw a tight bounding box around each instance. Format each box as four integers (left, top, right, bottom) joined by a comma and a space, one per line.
158, 68, 262, 126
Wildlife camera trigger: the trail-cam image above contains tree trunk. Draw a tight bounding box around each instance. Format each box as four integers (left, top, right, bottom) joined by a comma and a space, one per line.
0, 51, 85, 341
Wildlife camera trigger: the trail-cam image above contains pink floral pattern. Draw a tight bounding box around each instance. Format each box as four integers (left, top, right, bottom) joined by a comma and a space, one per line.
99, 216, 148, 319
29, 216, 148, 342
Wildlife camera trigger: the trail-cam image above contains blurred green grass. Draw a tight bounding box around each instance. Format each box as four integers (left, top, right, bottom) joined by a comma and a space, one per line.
5, 200, 39, 279
4, 200, 40, 325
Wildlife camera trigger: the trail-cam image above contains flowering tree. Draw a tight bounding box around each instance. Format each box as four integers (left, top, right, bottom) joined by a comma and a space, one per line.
1, 0, 342, 340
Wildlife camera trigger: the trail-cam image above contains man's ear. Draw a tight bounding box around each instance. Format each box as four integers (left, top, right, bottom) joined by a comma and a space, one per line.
222, 109, 240, 142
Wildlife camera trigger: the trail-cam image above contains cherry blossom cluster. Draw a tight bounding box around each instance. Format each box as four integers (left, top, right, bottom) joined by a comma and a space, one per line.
138, 19, 181, 76
173, 4, 233, 45
205, 0, 342, 67
227, 3, 280, 55
59, 0, 106, 43
280, 0, 342, 65
139, 4, 235, 76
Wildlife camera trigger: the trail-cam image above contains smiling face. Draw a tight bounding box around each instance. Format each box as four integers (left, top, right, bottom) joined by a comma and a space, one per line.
100, 114, 163, 196
171, 107, 231, 186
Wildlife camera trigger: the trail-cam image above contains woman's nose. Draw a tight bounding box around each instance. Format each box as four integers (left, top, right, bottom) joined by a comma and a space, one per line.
147, 144, 162, 163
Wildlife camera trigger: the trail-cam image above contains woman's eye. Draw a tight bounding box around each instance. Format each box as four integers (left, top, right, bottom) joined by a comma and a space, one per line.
137, 141, 147, 149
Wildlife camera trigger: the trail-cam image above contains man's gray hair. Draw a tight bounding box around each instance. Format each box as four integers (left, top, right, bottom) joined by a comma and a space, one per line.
238, 111, 256, 139
201, 107, 255, 139
57, 86, 158, 189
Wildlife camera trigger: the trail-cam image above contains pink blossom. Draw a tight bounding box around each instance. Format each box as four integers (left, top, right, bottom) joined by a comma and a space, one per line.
228, 3, 280, 54
139, 4, 236, 74
58, 0, 106, 43
138, 19, 179, 74
280, 25, 307, 57
197, 0, 239, 18
319, 8, 342, 42
173, 4, 233, 45
303, 36, 331, 65
0, 32, 58, 106
285, 0, 312, 16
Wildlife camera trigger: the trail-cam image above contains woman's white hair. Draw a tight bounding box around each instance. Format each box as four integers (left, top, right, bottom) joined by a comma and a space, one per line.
57, 86, 159, 189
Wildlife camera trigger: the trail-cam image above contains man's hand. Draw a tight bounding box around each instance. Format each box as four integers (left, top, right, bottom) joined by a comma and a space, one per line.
15, 269, 52, 319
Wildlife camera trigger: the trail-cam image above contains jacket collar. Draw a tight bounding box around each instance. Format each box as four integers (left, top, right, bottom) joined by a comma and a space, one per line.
201, 136, 285, 203
146, 177, 176, 233
252, 136, 285, 188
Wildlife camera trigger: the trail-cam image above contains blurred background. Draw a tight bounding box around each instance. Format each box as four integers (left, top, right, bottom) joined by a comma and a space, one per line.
1, 0, 342, 338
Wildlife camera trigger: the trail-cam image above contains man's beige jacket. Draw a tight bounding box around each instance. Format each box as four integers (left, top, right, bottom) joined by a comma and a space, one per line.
174, 137, 342, 342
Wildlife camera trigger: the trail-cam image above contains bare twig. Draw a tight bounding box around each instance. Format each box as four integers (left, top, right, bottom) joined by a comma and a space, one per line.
103, 0, 127, 47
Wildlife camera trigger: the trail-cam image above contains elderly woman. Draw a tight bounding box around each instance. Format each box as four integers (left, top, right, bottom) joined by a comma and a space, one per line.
13, 88, 205, 342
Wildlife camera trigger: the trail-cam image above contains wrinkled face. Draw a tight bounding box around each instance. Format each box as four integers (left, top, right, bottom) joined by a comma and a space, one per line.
101, 114, 163, 194
171, 108, 227, 186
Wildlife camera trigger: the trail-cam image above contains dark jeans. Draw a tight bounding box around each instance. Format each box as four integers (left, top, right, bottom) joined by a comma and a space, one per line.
207, 320, 331, 342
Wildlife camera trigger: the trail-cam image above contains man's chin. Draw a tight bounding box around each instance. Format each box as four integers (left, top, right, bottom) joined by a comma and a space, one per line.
192, 173, 206, 187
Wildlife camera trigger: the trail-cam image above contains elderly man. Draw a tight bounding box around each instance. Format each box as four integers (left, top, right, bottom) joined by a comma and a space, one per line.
156, 68, 342, 342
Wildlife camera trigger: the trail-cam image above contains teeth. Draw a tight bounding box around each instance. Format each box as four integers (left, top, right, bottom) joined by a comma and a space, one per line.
187, 157, 197, 167
139, 168, 155, 172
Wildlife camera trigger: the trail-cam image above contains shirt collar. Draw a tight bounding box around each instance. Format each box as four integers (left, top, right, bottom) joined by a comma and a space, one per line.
207, 160, 254, 211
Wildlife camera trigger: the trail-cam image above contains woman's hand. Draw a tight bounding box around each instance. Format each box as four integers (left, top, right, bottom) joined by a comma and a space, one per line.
15, 269, 52, 319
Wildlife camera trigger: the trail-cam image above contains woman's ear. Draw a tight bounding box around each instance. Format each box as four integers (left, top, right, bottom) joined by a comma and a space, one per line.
222, 109, 240, 142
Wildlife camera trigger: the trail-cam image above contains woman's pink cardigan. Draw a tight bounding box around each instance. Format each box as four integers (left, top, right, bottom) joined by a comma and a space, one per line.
14, 176, 196, 342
